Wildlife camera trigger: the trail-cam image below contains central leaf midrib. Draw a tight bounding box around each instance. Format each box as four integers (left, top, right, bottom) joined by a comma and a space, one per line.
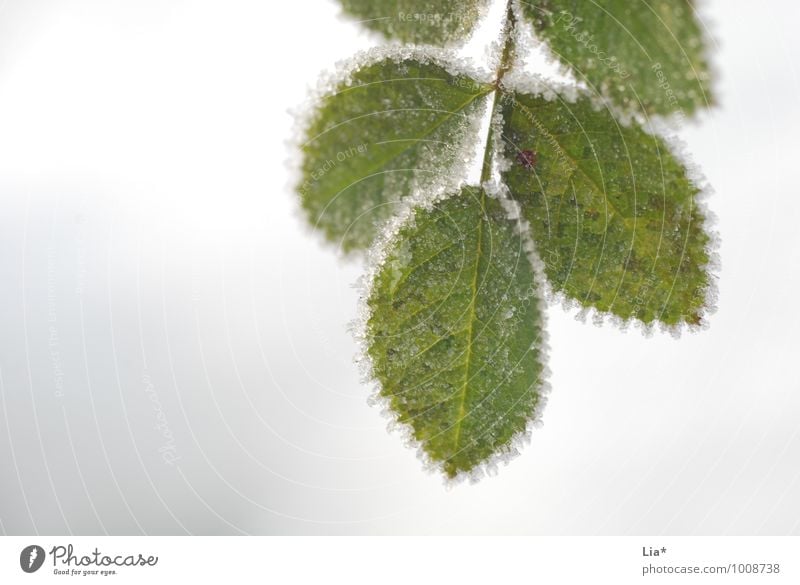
451, 191, 486, 455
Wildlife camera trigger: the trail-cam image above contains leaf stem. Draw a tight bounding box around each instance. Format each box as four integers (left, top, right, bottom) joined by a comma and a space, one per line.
479, 0, 517, 185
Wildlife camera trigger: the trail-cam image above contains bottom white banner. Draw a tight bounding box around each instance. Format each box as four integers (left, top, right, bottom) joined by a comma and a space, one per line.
1, 536, 797, 584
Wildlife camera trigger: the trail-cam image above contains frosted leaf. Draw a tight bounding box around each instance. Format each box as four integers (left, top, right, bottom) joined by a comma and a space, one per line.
338, 0, 491, 46
497, 88, 716, 328
295, 53, 492, 253
363, 186, 547, 478
516, 0, 714, 116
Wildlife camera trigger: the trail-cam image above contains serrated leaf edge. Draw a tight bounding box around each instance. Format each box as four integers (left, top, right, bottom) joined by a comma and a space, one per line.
288, 46, 494, 255
352, 185, 553, 483
491, 86, 720, 336
335, 0, 493, 49
510, 0, 717, 121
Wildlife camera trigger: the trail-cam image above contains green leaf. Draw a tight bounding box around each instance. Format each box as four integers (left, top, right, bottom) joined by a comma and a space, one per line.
518, 1, 713, 116
365, 187, 546, 478
339, 0, 489, 45
298, 57, 492, 253
498, 90, 712, 326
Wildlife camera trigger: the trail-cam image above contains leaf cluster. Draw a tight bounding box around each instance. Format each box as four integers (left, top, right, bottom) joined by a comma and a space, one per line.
295, 0, 716, 479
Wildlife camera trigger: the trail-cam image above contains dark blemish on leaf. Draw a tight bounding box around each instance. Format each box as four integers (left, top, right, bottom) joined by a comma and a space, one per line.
686, 313, 702, 326
516, 149, 537, 169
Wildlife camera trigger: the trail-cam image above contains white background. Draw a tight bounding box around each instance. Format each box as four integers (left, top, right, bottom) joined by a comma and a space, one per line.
0, 0, 799, 535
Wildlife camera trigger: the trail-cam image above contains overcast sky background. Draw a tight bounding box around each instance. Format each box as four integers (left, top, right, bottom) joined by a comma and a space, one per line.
1, 0, 799, 535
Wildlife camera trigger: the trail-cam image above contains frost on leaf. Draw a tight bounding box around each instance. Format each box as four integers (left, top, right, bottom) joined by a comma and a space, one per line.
365, 187, 546, 478
298, 57, 492, 253
498, 90, 714, 327
518, 0, 713, 117
338, 0, 490, 46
